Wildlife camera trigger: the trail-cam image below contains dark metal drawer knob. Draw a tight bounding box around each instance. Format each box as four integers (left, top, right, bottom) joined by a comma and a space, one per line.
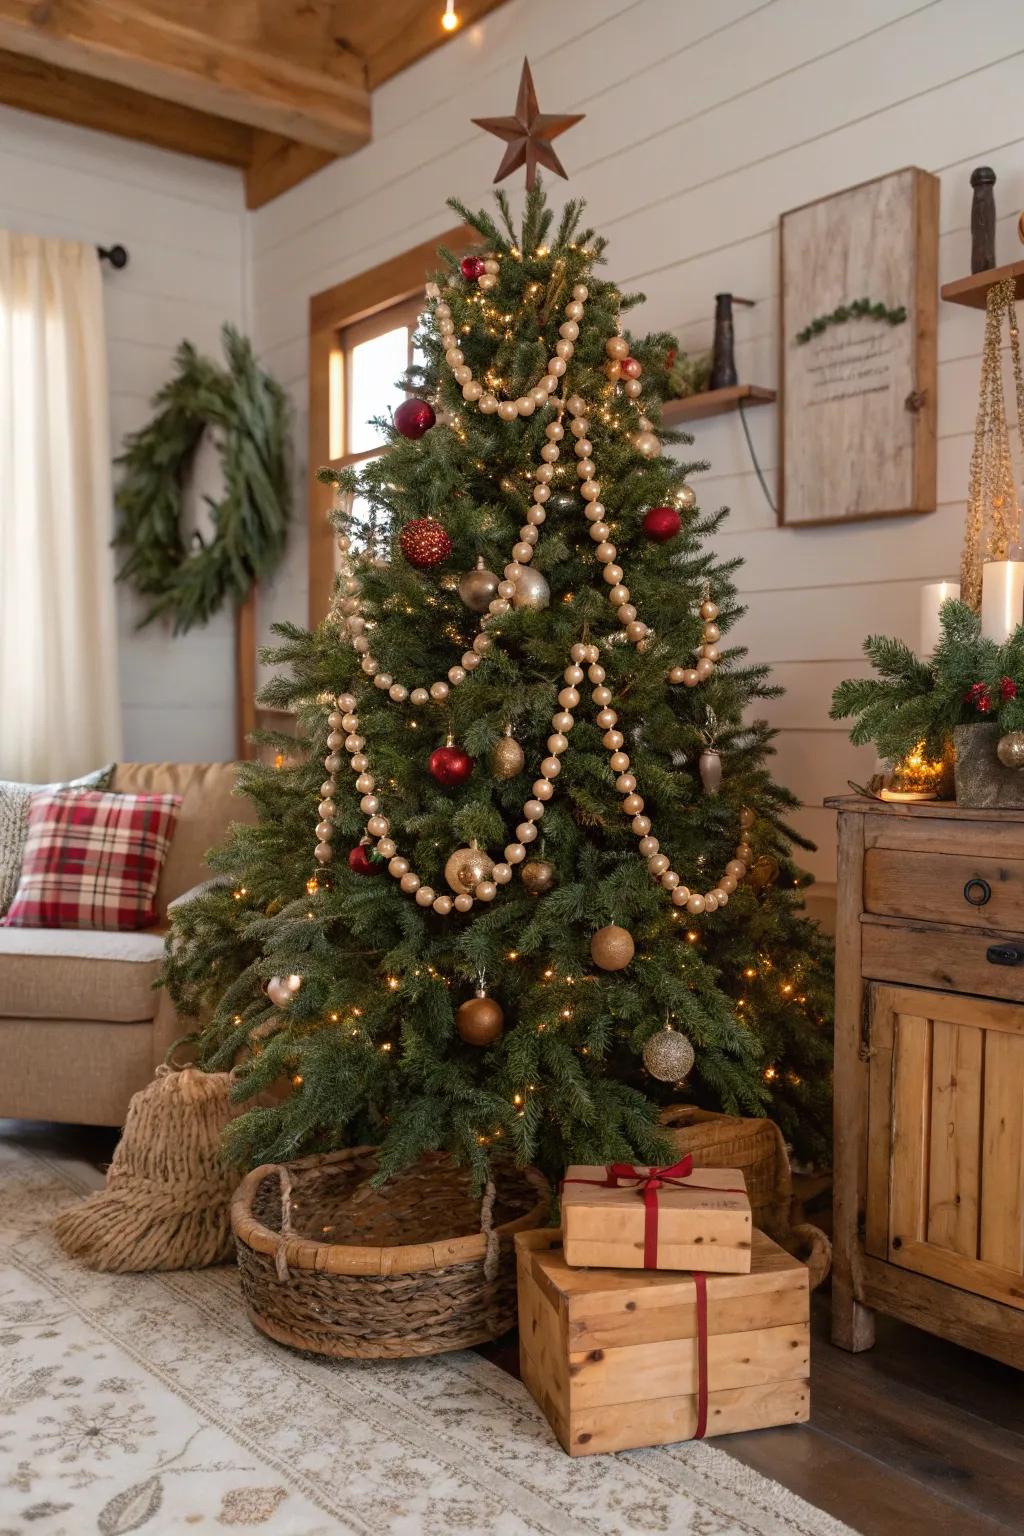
964, 877, 992, 907
986, 943, 1024, 966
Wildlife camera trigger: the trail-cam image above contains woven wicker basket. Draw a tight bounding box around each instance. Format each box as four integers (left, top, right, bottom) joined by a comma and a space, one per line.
231, 1147, 549, 1359
660, 1105, 831, 1290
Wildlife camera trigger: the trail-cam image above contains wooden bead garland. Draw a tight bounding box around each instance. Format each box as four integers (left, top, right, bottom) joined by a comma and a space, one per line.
316, 261, 750, 915
318, 638, 750, 918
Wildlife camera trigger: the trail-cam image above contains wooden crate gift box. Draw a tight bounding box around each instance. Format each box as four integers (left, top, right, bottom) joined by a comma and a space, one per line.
561, 1157, 752, 1273
516, 1227, 810, 1456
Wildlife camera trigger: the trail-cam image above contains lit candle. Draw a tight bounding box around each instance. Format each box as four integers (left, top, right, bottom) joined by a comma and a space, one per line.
919, 580, 960, 655
980, 559, 1024, 643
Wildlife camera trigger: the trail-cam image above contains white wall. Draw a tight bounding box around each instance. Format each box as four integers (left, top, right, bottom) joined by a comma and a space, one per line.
246, 0, 1024, 884
0, 106, 246, 764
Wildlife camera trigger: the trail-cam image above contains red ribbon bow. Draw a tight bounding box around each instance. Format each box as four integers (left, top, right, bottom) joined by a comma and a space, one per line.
563, 1155, 743, 1439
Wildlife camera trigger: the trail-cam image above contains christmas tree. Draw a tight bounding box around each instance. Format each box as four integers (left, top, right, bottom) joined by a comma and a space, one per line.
165, 185, 833, 1185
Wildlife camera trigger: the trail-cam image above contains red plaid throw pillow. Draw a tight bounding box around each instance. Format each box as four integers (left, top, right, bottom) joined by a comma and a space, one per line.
3, 789, 181, 930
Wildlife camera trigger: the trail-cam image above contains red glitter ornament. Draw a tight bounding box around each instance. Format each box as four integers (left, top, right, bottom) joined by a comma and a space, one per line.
348, 843, 383, 876
429, 745, 474, 786
394, 397, 436, 439
400, 518, 452, 569
460, 255, 486, 281
642, 506, 682, 542
621, 356, 643, 379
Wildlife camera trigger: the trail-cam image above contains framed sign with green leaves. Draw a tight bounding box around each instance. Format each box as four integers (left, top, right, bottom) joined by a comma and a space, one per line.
779, 167, 939, 527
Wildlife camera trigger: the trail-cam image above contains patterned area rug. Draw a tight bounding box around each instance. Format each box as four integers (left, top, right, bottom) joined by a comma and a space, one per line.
0, 1139, 858, 1536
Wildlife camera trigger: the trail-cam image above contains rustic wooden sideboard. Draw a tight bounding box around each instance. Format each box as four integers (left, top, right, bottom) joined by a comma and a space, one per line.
827, 795, 1024, 1369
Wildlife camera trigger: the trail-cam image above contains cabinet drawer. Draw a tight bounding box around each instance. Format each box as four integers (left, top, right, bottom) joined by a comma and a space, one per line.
864, 848, 1024, 932
862, 916, 1024, 1003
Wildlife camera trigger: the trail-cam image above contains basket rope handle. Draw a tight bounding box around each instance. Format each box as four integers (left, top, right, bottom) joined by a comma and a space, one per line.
481, 1177, 499, 1282
274, 1164, 294, 1282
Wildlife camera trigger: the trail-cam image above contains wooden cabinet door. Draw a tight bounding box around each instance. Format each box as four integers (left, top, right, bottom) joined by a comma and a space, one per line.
865, 984, 1024, 1309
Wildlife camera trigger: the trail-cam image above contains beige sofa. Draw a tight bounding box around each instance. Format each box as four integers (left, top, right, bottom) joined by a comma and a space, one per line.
0, 762, 254, 1127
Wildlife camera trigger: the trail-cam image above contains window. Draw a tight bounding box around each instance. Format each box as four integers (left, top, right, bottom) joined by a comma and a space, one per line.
328, 295, 424, 556
307, 225, 479, 623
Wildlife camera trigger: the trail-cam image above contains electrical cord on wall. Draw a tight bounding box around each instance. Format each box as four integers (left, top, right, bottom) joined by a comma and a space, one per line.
737, 400, 776, 515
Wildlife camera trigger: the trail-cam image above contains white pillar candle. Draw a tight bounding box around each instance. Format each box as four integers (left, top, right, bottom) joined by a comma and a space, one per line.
980, 560, 1024, 644
919, 580, 960, 655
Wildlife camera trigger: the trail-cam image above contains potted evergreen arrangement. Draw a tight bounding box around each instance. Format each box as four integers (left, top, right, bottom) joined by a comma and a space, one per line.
831, 600, 1024, 808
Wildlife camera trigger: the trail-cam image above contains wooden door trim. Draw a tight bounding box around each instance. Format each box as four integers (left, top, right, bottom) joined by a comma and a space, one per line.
307, 223, 479, 626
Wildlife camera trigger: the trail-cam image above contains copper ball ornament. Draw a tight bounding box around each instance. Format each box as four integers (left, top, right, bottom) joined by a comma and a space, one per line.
642, 1025, 695, 1082
747, 854, 780, 891
521, 858, 556, 895
458, 556, 500, 612
456, 988, 505, 1046
590, 924, 635, 971
444, 843, 494, 894
512, 567, 550, 611
429, 744, 474, 786
394, 397, 436, 439
997, 731, 1024, 769
400, 518, 452, 569
489, 727, 525, 780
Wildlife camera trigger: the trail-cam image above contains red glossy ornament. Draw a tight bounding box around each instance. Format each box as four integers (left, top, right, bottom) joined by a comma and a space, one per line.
348, 843, 382, 876
460, 255, 486, 281
399, 518, 452, 569
430, 745, 474, 786
394, 397, 436, 439
642, 506, 682, 542
621, 356, 643, 379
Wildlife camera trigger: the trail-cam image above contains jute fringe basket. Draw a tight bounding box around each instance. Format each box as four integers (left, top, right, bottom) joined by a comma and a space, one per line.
232, 1147, 549, 1359
660, 1105, 831, 1290
54, 1065, 237, 1272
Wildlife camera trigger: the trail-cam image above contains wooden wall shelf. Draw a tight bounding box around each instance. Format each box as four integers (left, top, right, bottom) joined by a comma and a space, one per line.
662, 384, 776, 424
940, 258, 1024, 309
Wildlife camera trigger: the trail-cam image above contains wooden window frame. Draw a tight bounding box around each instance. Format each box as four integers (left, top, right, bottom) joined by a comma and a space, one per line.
307, 223, 480, 624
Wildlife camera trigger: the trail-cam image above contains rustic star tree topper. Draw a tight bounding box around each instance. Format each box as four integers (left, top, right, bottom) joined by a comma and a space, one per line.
472, 58, 584, 191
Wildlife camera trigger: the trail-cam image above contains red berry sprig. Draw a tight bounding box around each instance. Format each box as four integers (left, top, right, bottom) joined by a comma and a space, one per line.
965, 681, 993, 713
1000, 676, 1019, 701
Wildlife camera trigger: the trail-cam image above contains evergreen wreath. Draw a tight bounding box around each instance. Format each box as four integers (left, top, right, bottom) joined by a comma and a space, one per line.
114, 324, 291, 633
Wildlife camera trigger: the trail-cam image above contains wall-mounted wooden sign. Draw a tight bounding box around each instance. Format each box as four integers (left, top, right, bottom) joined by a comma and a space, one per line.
779, 167, 939, 527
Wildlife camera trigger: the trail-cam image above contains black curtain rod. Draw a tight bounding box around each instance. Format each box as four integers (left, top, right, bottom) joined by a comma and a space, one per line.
97, 244, 129, 269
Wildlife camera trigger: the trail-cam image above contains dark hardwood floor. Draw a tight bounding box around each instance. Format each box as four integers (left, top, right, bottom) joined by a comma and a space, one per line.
11, 1120, 1023, 1536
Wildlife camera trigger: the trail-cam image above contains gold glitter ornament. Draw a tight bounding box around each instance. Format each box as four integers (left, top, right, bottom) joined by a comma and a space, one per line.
489, 725, 525, 780
444, 842, 494, 893
642, 1024, 695, 1082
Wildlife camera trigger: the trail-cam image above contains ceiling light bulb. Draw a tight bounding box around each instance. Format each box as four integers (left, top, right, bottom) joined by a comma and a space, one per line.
441, 0, 459, 29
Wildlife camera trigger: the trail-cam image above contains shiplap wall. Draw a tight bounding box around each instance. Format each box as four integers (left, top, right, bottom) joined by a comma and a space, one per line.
0, 106, 246, 764
248, 0, 1024, 884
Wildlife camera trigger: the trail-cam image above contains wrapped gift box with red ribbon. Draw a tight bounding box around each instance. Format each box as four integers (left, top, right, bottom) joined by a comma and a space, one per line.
515, 1227, 810, 1456
561, 1156, 752, 1273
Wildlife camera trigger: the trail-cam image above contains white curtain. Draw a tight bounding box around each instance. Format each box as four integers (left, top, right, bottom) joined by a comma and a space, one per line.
0, 232, 122, 781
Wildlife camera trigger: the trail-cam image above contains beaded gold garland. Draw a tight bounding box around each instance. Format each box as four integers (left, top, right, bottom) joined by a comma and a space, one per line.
315, 257, 746, 908
316, 637, 752, 917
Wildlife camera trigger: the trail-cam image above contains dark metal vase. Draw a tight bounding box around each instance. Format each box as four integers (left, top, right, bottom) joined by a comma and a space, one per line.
709, 293, 738, 390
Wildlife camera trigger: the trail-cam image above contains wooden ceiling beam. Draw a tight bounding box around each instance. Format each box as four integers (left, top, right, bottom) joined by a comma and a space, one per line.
0, 48, 253, 165
0, 0, 371, 154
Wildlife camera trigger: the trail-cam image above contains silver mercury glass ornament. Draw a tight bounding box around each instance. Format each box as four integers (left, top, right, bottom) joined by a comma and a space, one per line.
512, 567, 551, 611
458, 555, 500, 613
